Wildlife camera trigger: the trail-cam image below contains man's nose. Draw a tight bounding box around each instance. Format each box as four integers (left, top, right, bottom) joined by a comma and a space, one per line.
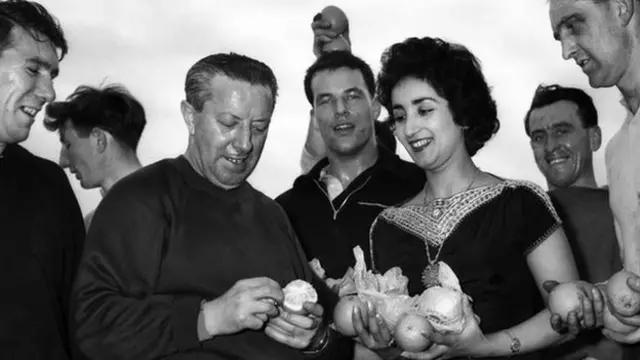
59, 148, 69, 168
36, 76, 56, 104
561, 37, 577, 61
232, 124, 253, 154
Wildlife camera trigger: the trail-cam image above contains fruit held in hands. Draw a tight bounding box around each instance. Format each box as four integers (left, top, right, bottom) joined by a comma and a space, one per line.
321, 5, 348, 34
606, 270, 640, 317
320, 5, 350, 53
283, 279, 318, 314
333, 295, 362, 337
603, 303, 636, 334
394, 313, 433, 352
548, 282, 583, 322
417, 286, 465, 333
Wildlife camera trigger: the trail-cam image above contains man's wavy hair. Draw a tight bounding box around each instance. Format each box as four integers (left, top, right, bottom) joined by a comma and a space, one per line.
0, 0, 67, 59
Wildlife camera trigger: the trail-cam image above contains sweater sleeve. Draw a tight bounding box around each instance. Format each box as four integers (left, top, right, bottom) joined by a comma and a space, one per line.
55, 169, 87, 360
275, 204, 354, 360
73, 178, 202, 360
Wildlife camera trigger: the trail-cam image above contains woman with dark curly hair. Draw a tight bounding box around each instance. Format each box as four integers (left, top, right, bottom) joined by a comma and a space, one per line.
352, 37, 597, 359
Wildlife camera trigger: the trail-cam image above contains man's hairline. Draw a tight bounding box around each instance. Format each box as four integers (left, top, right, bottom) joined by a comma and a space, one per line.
0, 24, 63, 61
309, 66, 372, 103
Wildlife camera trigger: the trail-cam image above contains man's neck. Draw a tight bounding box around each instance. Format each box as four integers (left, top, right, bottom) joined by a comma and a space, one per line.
100, 157, 142, 194
325, 140, 378, 187
618, 41, 640, 114
548, 173, 599, 191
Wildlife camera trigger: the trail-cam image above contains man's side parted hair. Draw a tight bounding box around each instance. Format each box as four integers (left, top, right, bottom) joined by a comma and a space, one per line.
303, 50, 376, 106
0, 0, 67, 59
185, 52, 279, 112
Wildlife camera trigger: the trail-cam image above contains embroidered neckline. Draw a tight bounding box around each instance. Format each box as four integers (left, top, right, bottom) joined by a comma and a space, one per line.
371, 179, 559, 265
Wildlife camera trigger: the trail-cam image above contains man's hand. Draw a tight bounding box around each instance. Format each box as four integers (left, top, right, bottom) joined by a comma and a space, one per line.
602, 275, 640, 344
201, 277, 282, 337
543, 280, 605, 335
311, 13, 350, 57
265, 301, 324, 349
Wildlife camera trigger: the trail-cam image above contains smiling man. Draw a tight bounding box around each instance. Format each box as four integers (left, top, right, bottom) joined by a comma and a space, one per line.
525, 83, 627, 360
0, 1, 86, 359
72, 52, 351, 360
44, 84, 146, 229
548, 0, 640, 346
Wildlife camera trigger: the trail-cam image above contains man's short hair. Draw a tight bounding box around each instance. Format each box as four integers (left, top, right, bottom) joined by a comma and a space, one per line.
524, 84, 598, 136
44, 84, 147, 151
0, 0, 67, 59
303, 51, 376, 105
184, 52, 279, 112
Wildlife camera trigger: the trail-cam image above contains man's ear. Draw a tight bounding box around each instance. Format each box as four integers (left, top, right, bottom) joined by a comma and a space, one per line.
92, 128, 107, 153
589, 126, 602, 152
181, 100, 197, 135
613, 0, 634, 27
371, 99, 382, 121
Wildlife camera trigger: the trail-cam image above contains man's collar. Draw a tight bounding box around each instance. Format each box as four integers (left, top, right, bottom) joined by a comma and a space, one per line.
306, 145, 413, 181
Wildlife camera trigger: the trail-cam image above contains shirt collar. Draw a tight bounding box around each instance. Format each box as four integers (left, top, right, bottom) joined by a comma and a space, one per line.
307, 145, 416, 182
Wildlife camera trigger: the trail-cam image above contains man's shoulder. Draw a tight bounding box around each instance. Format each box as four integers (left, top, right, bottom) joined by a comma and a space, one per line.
105, 157, 178, 201
275, 172, 316, 205
247, 185, 291, 223
10, 145, 69, 187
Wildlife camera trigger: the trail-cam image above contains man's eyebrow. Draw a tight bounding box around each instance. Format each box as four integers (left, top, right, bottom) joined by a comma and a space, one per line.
553, 14, 579, 40
551, 121, 574, 129
27, 57, 59, 78
344, 87, 365, 94
315, 92, 333, 100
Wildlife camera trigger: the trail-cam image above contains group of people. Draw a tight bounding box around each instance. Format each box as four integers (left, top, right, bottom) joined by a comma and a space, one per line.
1, 0, 640, 359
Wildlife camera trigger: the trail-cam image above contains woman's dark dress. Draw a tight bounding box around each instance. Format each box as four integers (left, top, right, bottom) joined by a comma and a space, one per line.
370, 180, 561, 359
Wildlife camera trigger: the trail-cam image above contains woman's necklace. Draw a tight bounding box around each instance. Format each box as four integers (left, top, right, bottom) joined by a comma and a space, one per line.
423, 168, 481, 265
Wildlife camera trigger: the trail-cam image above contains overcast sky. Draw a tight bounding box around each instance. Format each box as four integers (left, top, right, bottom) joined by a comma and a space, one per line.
24, 0, 626, 215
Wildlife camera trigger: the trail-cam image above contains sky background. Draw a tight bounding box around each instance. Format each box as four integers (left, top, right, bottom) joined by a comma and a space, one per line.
24, 0, 627, 216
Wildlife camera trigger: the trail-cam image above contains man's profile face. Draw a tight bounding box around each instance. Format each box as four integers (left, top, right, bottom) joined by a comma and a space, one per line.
311, 67, 379, 157
59, 120, 104, 189
528, 100, 598, 189
183, 75, 273, 189
549, 0, 630, 88
0, 26, 58, 145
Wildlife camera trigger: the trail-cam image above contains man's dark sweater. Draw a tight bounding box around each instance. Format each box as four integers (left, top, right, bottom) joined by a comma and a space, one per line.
276, 146, 425, 279
74, 156, 352, 360
0, 144, 86, 359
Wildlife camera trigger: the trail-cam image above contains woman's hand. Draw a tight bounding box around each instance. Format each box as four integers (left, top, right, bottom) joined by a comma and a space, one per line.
351, 300, 399, 353
402, 295, 487, 360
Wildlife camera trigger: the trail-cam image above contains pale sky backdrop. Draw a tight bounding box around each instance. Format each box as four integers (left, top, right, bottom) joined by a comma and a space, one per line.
24, 0, 626, 216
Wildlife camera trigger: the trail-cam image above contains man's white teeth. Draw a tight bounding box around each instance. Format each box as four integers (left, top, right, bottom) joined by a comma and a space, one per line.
21, 106, 38, 116
410, 139, 430, 149
578, 59, 588, 67
226, 157, 245, 165
334, 124, 353, 130
549, 158, 566, 165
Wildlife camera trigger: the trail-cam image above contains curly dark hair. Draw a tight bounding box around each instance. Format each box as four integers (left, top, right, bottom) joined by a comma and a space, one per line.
377, 37, 500, 156
45, 84, 146, 151
0, 0, 67, 60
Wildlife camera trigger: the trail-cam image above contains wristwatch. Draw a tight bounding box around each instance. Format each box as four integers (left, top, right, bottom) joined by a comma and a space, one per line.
302, 323, 331, 356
